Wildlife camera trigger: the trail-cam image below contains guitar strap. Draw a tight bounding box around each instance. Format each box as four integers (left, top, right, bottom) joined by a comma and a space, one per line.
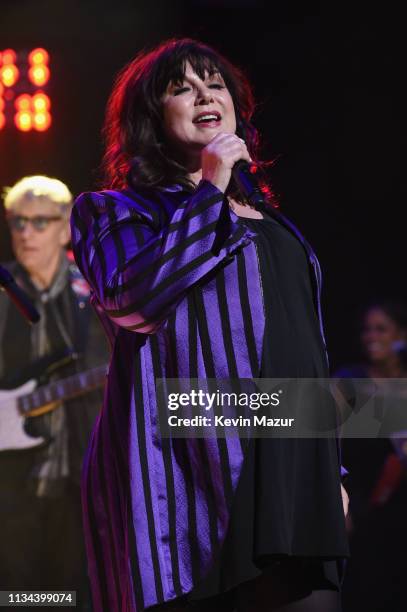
67, 260, 92, 357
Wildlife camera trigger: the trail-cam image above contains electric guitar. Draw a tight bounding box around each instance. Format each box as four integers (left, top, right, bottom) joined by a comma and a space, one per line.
0, 362, 108, 451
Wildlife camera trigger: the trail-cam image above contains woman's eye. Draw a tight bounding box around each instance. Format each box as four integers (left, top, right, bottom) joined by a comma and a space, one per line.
173, 86, 190, 95
172, 83, 224, 95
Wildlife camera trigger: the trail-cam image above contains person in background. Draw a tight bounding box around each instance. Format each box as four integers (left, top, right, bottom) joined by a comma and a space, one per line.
335, 300, 407, 612
0, 176, 110, 609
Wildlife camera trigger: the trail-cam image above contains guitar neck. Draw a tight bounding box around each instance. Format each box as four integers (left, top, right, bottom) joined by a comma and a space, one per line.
17, 364, 108, 416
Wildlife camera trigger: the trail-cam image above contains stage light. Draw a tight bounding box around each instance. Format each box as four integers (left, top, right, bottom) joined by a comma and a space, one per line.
1, 47, 51, 131
15, 110, 32, 132
33, 111, 51, 131
13, 93, 52, 131
15, 94, 32, 111
28, 48, 49, 66
0, 83, 4, 129
28, 64, 50, 87
1, 49, 17, 65
0, 64, 19, 87
28, 47, 50, 87
32, 92, 50, 112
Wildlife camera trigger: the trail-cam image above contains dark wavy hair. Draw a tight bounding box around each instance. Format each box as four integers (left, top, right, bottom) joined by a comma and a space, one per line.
101, 37, 276, 202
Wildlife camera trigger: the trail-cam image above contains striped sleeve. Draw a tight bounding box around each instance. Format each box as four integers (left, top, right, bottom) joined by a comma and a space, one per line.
70, 179, 257, 334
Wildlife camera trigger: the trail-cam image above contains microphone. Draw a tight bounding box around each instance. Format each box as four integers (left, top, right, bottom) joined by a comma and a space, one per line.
232, 160, 267, 212
0, 265, 40, 324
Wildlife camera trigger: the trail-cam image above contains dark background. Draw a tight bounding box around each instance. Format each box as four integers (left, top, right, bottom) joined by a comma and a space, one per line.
0, 0, 405, 371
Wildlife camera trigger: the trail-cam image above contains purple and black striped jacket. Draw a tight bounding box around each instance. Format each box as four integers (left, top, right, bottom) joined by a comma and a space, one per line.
70, 179, 347, 611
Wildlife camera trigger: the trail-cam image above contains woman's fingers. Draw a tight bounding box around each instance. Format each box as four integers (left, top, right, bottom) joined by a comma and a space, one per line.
206, 132, 251, 163
201, 133, 252, 192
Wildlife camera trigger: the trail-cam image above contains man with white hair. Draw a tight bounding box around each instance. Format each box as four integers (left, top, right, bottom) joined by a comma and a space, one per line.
2, 175, 73, 290
0, 176, 109, 609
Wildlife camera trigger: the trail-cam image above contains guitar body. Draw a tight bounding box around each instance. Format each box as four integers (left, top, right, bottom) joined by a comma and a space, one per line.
0, 380, 45, 451
0, 357, 107, 452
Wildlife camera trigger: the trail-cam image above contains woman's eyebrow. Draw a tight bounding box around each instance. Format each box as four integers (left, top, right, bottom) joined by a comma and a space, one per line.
166, 79, 187, 92
206, 71, 223, 80
168, 71, 223, 91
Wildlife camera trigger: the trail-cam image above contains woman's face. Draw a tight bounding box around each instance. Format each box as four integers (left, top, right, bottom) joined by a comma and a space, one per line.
161, 61, 236, 163
361, 308, 406, 363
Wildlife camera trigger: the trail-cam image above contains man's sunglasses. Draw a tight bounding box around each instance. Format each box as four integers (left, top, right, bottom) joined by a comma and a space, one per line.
7, 215, 63, 232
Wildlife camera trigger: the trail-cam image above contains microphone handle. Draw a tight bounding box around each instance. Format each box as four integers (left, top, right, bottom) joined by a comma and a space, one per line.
232, 160, 267, 212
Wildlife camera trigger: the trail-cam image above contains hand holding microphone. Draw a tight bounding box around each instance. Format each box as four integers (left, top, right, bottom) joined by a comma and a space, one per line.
201, 132, 252, 194
201, 132, 266, 212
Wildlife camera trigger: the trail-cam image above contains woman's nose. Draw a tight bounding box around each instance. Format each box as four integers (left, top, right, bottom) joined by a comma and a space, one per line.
196, 87, 214, 105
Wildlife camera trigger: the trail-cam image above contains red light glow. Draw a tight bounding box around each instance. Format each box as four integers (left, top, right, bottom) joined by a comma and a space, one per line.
1, 49, 17, 65
15, 94, 32, 111
28, 48, 49, 65
0, 64, 19, 87
33, 111, 51, 131
4, 89, 14, 102
1, 48, 51, 131
28, 64, 50, 86
32, 92, 50, 112
15, 111, 32, 131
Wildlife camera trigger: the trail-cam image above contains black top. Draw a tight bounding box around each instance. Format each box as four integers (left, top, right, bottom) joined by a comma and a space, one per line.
190, 212, 349, 602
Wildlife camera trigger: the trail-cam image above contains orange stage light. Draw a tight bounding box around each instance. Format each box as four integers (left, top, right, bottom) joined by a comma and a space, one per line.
28, 64, 50, 86
32, 92, 50, 112
15, 93, 32, 111
15, 110, 32, 132
0, 64, 19, 87
1, 49, 17, 65
28, 48, 49, 66
0, 48, 51, 131
33, 111, 51, 131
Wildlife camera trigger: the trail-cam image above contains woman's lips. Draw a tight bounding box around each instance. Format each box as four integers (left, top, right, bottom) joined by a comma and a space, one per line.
194, 119, 221, 128
194, 119, 222, 128
193, 111, 222, 128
